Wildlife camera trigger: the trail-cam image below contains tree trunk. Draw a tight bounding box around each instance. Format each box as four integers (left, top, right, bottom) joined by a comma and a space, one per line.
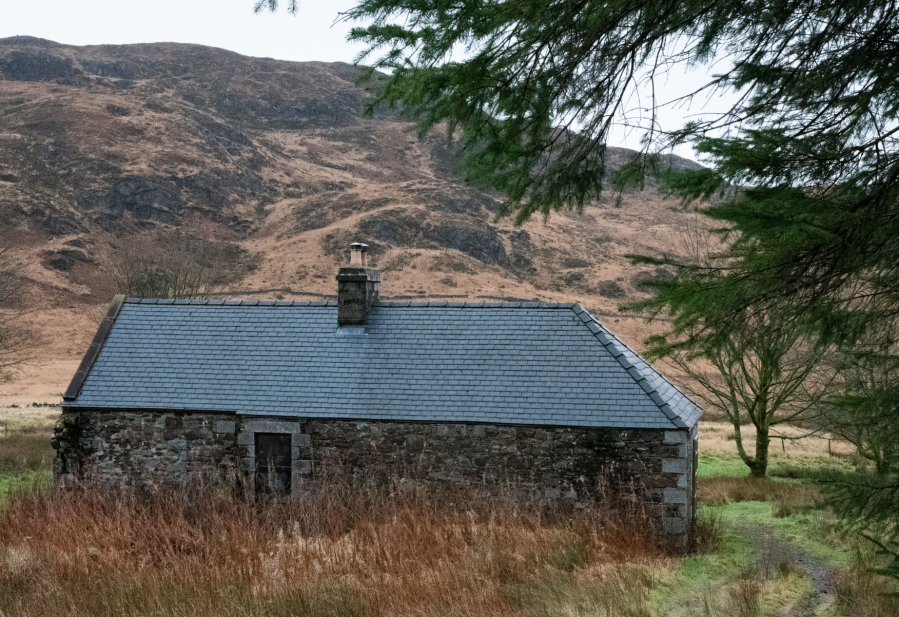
749, 422, 769, 477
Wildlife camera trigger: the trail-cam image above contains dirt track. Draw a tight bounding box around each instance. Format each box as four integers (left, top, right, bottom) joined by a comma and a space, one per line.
744, 523, 835, 616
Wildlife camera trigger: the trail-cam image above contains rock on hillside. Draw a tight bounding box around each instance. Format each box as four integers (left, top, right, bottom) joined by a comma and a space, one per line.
0, 36, 703, 323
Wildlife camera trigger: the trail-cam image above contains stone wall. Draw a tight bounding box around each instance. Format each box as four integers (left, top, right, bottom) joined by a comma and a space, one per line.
54, 411, 696, 546
52, 410, 312, 495
305, 420, 696, 546
53, 410, 242, 491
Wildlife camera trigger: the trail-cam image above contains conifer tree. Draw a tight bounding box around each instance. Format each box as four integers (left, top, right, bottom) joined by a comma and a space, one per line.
262, 0, 899, 559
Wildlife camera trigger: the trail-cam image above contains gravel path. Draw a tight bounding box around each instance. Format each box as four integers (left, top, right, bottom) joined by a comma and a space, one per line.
742, 523, 835, 616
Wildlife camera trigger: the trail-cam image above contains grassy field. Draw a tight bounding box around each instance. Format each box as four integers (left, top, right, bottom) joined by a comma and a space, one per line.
0, 405, 55, 495
0, 407, 897, 617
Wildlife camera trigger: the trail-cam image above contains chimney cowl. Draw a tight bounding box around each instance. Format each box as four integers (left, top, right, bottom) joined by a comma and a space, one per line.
337, 242, 380, 326
349, 242, 369, 266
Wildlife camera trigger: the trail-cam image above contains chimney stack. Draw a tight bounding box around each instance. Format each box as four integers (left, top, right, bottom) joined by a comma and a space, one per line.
337, 243, 380, 326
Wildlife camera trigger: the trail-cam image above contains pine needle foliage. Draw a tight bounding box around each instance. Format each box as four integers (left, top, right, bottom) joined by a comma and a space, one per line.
253, 0, 298, 15
262, 0, 899, 579
333, 1, 899, 221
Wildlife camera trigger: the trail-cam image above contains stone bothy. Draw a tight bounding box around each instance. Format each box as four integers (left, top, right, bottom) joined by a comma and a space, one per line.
55, 244, 701, 546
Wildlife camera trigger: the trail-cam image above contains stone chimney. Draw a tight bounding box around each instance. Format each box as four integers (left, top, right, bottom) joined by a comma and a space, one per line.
336, 243, 380, 326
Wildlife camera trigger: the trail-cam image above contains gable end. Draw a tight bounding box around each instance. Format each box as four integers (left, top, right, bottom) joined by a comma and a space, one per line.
63, 294, 126, 401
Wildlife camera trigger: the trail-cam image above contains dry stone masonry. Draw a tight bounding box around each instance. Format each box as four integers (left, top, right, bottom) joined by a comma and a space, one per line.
54, 413, 696, 545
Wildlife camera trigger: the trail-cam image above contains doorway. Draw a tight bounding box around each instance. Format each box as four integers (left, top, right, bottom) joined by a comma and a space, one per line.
255, 433, 292, 497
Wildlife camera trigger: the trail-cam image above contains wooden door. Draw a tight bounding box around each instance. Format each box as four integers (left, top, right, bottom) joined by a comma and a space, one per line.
255, 433, 291, 497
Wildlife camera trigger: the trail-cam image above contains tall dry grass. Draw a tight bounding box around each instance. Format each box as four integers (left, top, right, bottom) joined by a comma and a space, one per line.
835, 548, 899, 617
697, 476, 821, 516
0, 470, 672, 617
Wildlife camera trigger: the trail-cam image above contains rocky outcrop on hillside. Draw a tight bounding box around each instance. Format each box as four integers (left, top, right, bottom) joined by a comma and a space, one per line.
0, 36, 702, 314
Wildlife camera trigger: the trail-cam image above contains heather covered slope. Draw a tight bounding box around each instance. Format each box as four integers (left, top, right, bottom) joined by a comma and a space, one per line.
0, 36, 703, 402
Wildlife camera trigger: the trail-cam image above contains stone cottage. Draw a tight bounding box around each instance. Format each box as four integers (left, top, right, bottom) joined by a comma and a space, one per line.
55, 243, 701, 545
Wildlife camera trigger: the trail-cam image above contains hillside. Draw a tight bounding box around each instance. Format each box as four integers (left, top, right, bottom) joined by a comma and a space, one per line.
0, 36, 703, 403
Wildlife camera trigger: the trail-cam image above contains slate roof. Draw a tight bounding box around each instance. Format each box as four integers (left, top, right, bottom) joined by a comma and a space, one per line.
63, 298, 701, 429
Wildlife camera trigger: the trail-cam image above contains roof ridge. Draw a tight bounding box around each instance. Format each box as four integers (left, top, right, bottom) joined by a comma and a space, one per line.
124, 297, 576, 309
126, 298, 340, 306
374, 300, 574, 308
571, 304, 699, 429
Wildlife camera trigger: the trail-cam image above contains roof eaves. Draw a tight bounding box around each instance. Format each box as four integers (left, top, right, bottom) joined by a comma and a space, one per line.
63, 294, 126, 401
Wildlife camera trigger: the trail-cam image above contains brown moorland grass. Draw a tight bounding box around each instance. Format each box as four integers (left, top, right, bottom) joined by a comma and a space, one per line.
697, 476, 821, 517
0, 472, 674, 617
836, 548, 899, 617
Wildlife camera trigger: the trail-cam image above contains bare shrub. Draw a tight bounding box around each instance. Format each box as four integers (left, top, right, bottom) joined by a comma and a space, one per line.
0, 470, 667, 616
640, 216, 835, 478
728, 570, 762, 617
100, 223, 258, 300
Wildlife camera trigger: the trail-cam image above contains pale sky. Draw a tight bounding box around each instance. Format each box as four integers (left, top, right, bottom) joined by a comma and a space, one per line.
2, 0, 735, 159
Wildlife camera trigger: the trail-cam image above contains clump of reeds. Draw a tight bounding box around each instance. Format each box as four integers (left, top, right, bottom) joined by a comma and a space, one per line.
690, 508, 725, 554
0, 466, 670, 617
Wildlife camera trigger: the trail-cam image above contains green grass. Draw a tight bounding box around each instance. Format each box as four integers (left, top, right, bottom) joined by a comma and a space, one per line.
0, 469, 52, 496
649, 505, 823, 616
699, 451, 857, 479
651, 512, 755, 610
676, 450, 896, 615
710, 501, 851, 567
699, 452, 756, 478
0, 426, 55, 499
698, 450, 858, 567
